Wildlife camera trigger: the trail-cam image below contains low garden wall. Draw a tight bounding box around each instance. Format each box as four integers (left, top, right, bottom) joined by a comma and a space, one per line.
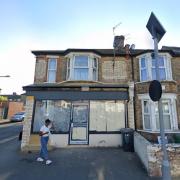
134, 132, 180, 177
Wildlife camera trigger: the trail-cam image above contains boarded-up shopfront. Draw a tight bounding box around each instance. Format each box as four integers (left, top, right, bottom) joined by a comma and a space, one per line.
22, 84, 129, 149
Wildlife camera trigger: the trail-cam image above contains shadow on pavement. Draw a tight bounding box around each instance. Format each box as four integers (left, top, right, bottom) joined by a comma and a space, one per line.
0, 142, 164, 180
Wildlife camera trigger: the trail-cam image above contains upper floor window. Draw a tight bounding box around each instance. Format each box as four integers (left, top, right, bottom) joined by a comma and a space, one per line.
47, 58, 57, 82
74, 56, 89, 80
139, 53, 172, 82
66, 54, 98, 81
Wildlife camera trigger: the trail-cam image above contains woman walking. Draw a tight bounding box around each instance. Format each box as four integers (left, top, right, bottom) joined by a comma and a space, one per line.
36, 119, 52, 165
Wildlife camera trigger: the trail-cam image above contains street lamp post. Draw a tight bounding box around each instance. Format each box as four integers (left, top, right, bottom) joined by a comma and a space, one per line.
146, 12, 171, 180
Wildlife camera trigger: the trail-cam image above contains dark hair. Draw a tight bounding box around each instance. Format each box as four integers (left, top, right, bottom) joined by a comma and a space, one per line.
45, 119, 51, 125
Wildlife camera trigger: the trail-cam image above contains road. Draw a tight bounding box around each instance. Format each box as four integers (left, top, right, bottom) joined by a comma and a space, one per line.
0, 122, 22, 180
0, 123, 22, 143
0, 123, 178, 180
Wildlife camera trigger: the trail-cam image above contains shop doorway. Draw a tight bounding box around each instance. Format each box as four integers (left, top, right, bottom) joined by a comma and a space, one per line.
69, 102, 89, 144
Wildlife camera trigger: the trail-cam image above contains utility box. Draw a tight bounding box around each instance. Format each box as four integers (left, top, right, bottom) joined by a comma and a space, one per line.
121, 128, 134, 152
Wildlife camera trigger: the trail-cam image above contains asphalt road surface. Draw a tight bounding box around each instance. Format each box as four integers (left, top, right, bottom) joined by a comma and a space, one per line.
0, 123, 178, 180
0, 122, 22, 144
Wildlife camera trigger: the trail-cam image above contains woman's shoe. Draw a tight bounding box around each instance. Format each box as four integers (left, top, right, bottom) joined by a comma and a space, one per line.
46, 160, 52, 165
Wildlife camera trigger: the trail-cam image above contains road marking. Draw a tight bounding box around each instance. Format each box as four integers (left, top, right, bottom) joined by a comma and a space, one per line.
0, 122, 22, 128
0, 135, 18, 144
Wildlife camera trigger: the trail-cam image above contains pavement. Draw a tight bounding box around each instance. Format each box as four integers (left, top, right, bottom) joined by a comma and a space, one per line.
0, 123, 179, 180
0, 119, 11, 124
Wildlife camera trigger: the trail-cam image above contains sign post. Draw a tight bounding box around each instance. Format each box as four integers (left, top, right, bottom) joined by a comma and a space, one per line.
146, 12, 171, 180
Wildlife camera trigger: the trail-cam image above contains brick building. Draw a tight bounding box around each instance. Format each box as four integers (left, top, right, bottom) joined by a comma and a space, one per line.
21, 44, 180, 150
134, 46, 180, 142
0, 93, 25, 120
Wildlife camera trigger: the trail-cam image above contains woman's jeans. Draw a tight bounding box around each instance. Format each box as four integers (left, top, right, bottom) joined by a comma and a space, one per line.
40, 136, 49, 160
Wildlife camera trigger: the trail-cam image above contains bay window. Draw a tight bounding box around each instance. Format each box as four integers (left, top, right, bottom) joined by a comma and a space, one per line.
74, 56, 89, 80
139, 94, 178, 131
151, 56, 166, 80
139, 53, 172, 82
66, 54, 98, 81
155, 101, 172, 130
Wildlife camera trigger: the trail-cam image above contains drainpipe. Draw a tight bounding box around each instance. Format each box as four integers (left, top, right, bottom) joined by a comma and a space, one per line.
125, 100, 129, 128
125, 44, 137, 130
129, 48, 137, 130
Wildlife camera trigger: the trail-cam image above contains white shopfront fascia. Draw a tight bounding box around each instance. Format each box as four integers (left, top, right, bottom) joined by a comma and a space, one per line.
138, 93, 178, 132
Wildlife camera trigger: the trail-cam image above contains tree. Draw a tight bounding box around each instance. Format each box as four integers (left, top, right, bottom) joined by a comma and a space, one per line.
0, 96, 8, 102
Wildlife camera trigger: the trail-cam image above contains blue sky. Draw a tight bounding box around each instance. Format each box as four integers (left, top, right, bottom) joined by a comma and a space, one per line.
0, 0, 180, 94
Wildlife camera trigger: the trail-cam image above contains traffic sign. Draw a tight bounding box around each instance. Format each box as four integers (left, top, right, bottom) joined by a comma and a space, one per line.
149, 80, 162, 101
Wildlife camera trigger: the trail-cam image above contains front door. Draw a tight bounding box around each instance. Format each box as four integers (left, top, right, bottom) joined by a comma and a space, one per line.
70, 103, 89, 144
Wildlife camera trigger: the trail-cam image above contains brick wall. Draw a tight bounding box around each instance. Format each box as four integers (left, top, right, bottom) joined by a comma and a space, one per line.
34, 55, 132, 84
133, 55, 180, 130
135, 81, 177, 94
148, 144, 180, 177
100, 56, 131, 83
34, 56, 47, 83
134, 132, 180, 177
172, 57, 180, 129
21, 96, 34, 151
7, 102, 24, 119
134, 96, 143, 129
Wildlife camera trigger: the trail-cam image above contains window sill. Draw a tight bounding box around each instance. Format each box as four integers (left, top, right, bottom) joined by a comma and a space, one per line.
43, 82, 56, 84
67, 79, 98, 82
135, 80, 177, 84
137, 129, 180, 134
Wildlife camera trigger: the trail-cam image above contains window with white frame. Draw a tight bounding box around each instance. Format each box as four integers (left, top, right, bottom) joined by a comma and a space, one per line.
155, 100, 173, 130
47, 58, 57, 82
66, 58, 70, 80
74, 55, 89, 80
142, 100, 151, 129
140, 57, 148, 81
140, 94, 178, 131
139, 53, 172, 82
66, 54, 98, 81
92, 58, 98, 80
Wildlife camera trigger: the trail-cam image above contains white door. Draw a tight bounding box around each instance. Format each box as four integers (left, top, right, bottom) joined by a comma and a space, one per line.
70, 103, 89, 144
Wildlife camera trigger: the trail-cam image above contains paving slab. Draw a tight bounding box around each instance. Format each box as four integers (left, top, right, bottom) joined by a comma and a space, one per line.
1, 143, 162, 180
0, 119, 11, 124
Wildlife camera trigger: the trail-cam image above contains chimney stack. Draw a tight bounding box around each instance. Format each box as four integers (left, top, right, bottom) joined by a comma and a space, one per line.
113, 35, 125, 50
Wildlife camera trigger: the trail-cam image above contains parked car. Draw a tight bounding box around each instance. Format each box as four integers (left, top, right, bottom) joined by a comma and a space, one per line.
10, 112, 25, 122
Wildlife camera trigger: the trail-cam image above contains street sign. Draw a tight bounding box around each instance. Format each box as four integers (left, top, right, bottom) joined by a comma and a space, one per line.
147, 12, 171, 180
146, 12, 166, 42
149, 80, 162, 101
